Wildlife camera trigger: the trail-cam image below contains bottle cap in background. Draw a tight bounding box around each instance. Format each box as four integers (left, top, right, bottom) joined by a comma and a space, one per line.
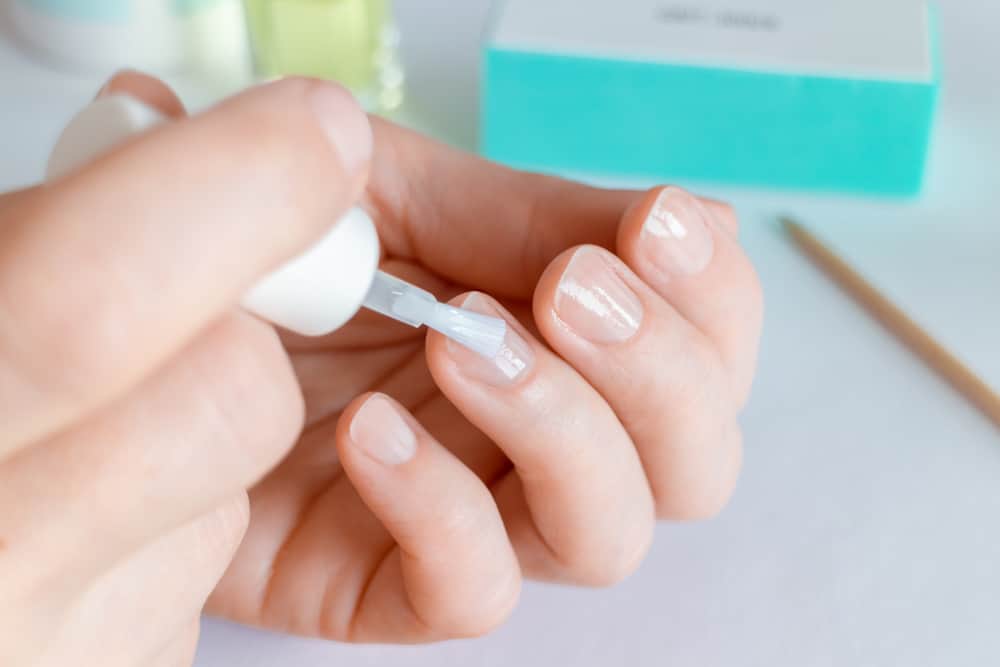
10, 0, 252, 86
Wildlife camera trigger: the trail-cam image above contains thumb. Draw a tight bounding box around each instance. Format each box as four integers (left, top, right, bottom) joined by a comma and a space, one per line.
0, 77, 370, 452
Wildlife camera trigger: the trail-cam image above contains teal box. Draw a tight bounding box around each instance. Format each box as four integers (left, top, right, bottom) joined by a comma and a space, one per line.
482, 0, 941, 196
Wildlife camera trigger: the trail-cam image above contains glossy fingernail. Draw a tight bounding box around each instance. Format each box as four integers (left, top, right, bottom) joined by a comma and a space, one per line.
555, 247, 643, 344
447, 293, 535, 387
350, 395, 417, 465
640, 187, 715, 277
307, 81, 373, 177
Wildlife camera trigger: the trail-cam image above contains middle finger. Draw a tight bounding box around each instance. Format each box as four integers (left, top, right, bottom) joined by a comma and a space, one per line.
426, 294, 656, 586
532, 244, 743, 520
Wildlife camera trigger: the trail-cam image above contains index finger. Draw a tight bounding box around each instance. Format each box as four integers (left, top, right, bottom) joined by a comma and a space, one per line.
363, 118, 737, 299
0, 77, 371, 455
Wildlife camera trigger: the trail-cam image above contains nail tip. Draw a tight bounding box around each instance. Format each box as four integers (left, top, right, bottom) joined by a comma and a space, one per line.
445, 294, 535, 386
351, 394, 417, 466
429, 303, 508, 359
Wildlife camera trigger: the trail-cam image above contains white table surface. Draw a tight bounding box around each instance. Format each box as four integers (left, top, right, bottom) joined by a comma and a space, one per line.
2, 1, 999, 665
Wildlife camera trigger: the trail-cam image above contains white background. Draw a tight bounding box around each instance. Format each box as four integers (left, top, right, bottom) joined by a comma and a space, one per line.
1, 1, 998, 665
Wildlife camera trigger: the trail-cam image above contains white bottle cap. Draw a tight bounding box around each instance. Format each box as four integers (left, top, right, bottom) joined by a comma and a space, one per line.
47, 95, 381, 337
241, 207, 380, 336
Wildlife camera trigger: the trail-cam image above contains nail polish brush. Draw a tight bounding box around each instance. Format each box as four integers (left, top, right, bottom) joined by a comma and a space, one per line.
47, 94, 507, 358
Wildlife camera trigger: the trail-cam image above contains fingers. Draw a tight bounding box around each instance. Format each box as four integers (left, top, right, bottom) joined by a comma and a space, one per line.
616, 186, 763, 406
365, 118, 729, 299
334, 393, 521, 642
532, 245, 744, 519
426, 295, 656, 586
68, 496, 246, 667
0, 76, 371, 454
5, 496, 245, 667
0, 313, 303, 589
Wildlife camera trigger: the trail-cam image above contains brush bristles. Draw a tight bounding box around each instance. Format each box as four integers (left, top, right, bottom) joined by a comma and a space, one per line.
427, 305, 507, 359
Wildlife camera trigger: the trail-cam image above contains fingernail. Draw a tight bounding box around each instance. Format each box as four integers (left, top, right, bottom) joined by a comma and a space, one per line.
94, 68, 135, 99
350, 395, 417, 466
640, 187, 715, 277
447, 293, 535, 387
307, 81, 373, 177
555, 247, 643, 345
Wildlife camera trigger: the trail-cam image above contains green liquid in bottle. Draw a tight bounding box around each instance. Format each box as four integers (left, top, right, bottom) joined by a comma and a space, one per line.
243, 0, 404, 111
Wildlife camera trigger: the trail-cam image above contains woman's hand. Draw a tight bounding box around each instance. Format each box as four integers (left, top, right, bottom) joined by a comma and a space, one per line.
0, 73, 372, 666
210, 73, 763, 642
0, 72, 762, 663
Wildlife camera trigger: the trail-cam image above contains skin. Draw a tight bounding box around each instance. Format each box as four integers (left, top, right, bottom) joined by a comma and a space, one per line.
0, 73, 763, 665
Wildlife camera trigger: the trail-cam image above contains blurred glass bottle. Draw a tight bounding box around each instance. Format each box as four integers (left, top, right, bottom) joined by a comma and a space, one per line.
242, 0, 404, 112
10, 0, 252, 89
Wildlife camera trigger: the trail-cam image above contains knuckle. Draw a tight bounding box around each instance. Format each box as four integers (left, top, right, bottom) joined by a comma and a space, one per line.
409, 501, 522, 639
550, 514, 655, 589
198, 493, 252, 562
0, 217, 136, 405
183, 494, 251, 588
441, 570, 522, 639
433, 499, 487, 544
197, 315, 304, 478
628, 336, 742, 520
654, 426, 744, 521
396, 489, 524, 640
639, 334, 731, 427
582, 528, 654, 588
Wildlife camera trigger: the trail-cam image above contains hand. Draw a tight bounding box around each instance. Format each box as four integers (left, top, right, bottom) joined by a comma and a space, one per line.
0, 74, 371, 666
0, 71, 762, 663
202, 77, 762, 639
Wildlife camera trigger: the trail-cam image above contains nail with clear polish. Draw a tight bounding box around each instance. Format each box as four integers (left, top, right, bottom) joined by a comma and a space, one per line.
350, 394, 417, 466
555, 247, 644, 345
639, 187, 715, 277
446, 293, 535, 387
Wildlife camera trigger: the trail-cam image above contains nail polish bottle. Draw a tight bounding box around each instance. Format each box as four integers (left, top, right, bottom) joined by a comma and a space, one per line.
242, 0, 405, 112
49, 95, 505, 355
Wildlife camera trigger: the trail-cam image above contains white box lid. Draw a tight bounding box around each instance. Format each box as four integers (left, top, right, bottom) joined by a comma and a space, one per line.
488, 0, 935, 83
